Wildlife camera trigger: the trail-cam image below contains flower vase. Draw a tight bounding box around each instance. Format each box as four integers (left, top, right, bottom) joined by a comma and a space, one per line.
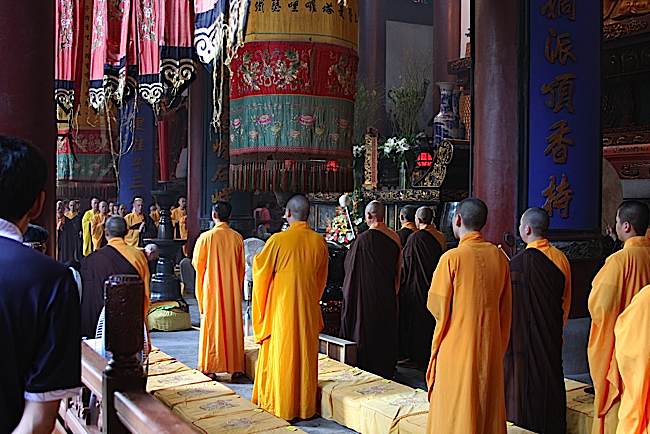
452, 88, 462, 139
434, 82, 456, 146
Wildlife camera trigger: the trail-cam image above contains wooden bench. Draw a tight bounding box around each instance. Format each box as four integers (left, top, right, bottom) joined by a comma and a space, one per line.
56, 274, 195, 434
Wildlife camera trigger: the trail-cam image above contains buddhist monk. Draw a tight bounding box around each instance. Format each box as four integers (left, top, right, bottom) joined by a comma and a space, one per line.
341, 200, 401, 378
505, 207, 570, 434
82, 197, 99, 256
252, 194, 328, 420
397, 205, 418, 247
193, 201, 245, 376
588, 200, 650, 434
614, 285, 650, 434
426, 198, 512, 434
118, 203, 127, 217
149, 204, 160, 227
171, 196, 188, 255
79, 216, 150, 338
59, 200, 82, 263
399, 206, 444, 368
65, 199, 78, 220
124, 197, 156, 247
90, 201, 110, 251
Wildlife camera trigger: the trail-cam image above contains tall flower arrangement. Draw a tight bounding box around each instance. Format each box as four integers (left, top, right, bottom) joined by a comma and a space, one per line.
387, 56, 431, 144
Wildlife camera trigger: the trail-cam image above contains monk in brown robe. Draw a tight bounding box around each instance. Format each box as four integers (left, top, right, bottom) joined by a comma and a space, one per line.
80, 216, 150, 338
399, 206, 444, 368
614, 285, 650, 434
588, 200, 650, 434
426, 198, 512, 434
397, 205, 417, 247
341, 200, 401, 378
505, 207, 569, 434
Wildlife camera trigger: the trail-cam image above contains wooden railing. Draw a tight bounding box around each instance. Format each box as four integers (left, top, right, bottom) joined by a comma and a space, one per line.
57, 275, 194, 434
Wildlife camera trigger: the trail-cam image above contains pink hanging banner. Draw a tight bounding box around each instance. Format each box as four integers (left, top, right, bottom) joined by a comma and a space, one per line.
160, 0, 196, 96
55, 0, 82, 113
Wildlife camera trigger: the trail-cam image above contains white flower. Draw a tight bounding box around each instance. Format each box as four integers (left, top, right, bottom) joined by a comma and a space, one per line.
353, 144, 365, 158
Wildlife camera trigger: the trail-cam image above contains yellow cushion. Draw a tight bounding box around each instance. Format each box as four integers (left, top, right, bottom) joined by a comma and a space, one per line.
154, 381, 235, 409
191, 409, 289, 434
318, 367, 382, 420
174, 395, 258, 423
359, 389, 429, 434
146, 369, 211, 393
146, 360, 191, 377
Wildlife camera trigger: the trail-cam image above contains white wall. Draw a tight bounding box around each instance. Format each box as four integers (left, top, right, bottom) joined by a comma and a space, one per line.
460, 0, 471, 57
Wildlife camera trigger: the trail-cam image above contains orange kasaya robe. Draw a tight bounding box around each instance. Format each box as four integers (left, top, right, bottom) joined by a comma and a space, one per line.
400, 221, 418, 232
588, 236, 650, 434
527, 238, 572, 325
64, 210, 78, 220
171, 207, 188, 239
90, 213, 108, 251
124, 212, 145, 247
192, 222, 245, 374
107, 237, 151, 319
426, 231, 512, 434
252, 221, 329, 420
420, 224, 447, 251
614, 285, 650, 434
150, 210, 160, 227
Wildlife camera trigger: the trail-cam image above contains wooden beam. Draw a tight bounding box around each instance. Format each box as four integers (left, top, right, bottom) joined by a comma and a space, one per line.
81, 342, 107, 397
114, 392, 196, 434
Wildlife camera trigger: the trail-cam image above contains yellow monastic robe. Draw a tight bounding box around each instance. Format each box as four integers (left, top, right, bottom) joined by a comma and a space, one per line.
150, 210, 160, 227
400, 221, 418, 232
124, 212, 145, 247
64, 210, 78, 220
252, 221, 329, 420
192, 222, 245, 374
421, 224, 447, 251
646, 228, 650, 238
82, 209, 97, 256
426, 231, 512, 434
614, 286, 650, 434
107, 237, 151, 318
171, 207, 188, 239
588, 236, 650, 434
527, 238, 572, 324
90, 213, 108, 251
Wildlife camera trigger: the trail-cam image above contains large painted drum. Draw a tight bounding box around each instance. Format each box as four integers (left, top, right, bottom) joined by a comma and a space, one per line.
229, 0, 359, 192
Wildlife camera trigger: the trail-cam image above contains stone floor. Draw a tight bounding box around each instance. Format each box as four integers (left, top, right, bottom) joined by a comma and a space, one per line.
150, 295, 426, 434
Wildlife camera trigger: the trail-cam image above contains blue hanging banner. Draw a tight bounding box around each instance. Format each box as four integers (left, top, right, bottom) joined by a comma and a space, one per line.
118, 100, 156, 208
527, 0, 601, 232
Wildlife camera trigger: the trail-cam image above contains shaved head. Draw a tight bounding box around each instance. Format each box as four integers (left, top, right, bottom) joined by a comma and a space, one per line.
365, 200, 385, 222
617, 200, 649, 236
521, 207, 549, 237
400, 205, 417, 223
456, 198, 488, 231
105, 216, 128, 239
416, 206, 434, 225
286, 194, 310, 221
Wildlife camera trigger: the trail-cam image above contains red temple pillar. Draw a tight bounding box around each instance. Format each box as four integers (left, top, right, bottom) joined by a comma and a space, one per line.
472, 0, 520, 249
187, 68, 206, 255
0, 3, 56, 247
432, 0, 461, 110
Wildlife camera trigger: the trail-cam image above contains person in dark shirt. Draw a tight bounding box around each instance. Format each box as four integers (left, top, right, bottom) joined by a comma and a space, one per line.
0, 135, 81, 434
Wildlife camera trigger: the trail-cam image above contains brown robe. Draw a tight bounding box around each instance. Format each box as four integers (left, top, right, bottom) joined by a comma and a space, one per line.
399, 230, 443, 367
505, 248, 566, 434
79, 245, 139, 338
341, 228, 401, 378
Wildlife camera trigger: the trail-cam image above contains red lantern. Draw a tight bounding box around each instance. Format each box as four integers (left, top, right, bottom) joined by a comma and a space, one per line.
326, 160, 340, 172
416, 152, 433, 167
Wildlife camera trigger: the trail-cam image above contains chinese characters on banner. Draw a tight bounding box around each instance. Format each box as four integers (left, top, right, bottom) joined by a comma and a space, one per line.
527, 0, 600, 231
251, 0, 358, 21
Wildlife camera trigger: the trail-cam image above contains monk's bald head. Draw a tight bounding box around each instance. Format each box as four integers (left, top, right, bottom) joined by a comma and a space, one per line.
286, 194, 310, 222
616, 200, 650, 240
105, 216, 128, 239
415, 206, 434, 226
400, 205, 416, 223
456, 198, 488, 232
365, 200, 385, 223
521, 207, 549, 238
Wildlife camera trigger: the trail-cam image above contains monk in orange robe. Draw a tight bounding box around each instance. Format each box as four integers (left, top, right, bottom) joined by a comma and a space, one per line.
171, 196, 188, 255
90, 201, 110, 251
614, 285, 650, 434
124, 197, 156, 247
252, 194, 329, 420
193, 201, 245, 375
588, 200, 650, 434
426, 198, 512, 434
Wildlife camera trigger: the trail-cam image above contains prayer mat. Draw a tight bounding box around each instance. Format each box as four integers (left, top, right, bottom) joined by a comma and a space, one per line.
565, 378, 588, 392
191, 408, 289, 434
506, 422, 537, 433
395, 412, 427, 434
329, 379, 414, 432
154, 381, 235, 408
265, 428, 307, 433
358, 389, 429, 434
174, 395, 258, 423
146, 350, 176, 364
318, 356, 350, 375
146, 369, 211, 393
244, 345, 259, 381
318, 367, 382, 420
146, 360, 191, 377
566, 387, 594, 434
